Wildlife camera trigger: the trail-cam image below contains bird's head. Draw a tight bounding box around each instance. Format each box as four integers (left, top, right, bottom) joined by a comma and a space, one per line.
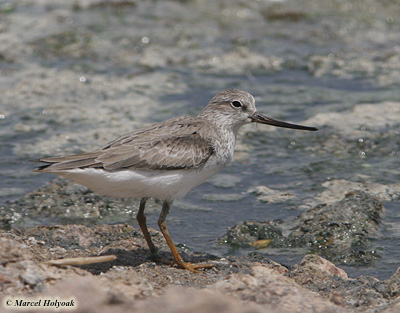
200, 89, 318, 132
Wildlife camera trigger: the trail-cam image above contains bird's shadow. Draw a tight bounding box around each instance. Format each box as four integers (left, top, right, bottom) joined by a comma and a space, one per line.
79, 248, 218, 275
78, 248, 149, 274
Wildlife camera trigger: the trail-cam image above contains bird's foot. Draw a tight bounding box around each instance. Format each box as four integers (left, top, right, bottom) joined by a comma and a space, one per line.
149, 255, 214, 272
175, 261, 215, 273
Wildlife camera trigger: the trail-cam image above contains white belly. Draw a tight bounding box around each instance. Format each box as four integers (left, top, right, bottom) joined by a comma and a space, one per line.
59, 163, 225, 201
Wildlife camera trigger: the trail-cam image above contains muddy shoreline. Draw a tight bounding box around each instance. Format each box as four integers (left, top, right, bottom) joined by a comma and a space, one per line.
1, 221, 400, 313
1, 188, 400, 312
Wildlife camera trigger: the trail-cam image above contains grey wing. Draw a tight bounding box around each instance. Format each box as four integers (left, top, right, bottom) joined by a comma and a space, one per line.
33, 151, 103, 172
96, 131, 214, 171
35, 117, 215, 172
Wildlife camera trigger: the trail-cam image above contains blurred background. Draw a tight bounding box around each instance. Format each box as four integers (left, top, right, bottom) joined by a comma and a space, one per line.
0, 0, 399, 279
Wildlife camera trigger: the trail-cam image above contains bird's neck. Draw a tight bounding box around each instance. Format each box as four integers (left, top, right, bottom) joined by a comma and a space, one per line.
198, 110, 241, 135
196, 111, 238, 167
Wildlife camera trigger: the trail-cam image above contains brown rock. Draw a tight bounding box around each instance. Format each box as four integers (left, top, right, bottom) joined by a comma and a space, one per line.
294, 255, 349, 280
214, 264, 348, 313
385, 266, 400, 298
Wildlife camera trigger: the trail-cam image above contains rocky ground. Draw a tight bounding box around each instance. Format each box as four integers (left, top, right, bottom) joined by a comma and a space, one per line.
1, 188, 400, 313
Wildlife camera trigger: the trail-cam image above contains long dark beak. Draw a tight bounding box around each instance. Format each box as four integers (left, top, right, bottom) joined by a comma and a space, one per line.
250, 113, 318, 131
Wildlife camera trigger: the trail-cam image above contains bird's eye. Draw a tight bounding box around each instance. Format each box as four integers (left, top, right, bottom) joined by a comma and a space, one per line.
231, 100, 242, 108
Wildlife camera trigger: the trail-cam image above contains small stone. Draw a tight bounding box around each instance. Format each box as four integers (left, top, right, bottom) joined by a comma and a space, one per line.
20, 261, 46, 287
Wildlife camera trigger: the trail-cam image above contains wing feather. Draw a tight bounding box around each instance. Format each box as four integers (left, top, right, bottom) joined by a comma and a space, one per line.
35, 116, 216, 172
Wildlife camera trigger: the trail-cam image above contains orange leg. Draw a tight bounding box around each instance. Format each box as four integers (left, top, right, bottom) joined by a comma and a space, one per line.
157, 200, 214, 273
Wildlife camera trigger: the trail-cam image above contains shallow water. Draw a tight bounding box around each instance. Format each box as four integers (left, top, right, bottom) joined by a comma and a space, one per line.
1, 0, 399, 279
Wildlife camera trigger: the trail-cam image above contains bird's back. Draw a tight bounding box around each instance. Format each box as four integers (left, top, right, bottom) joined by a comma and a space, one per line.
34, 115, 220, 174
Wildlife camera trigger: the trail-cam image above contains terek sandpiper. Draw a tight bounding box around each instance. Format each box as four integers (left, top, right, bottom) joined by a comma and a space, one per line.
34, 89, 317, 272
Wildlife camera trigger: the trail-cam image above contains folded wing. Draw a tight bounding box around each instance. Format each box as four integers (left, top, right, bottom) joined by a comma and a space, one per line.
35, 116, 215, 172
